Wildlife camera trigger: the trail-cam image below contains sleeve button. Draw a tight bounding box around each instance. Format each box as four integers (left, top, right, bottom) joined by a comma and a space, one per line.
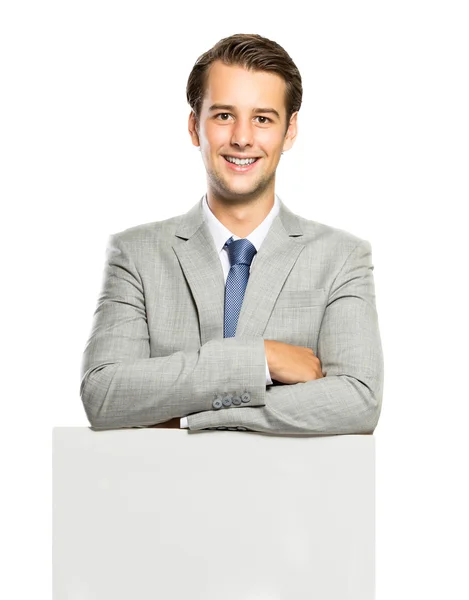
212, 398, 223, 410
222, 395, 233, 407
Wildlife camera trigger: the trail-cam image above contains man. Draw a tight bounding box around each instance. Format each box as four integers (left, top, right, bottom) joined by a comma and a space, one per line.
80, 33, 384, 434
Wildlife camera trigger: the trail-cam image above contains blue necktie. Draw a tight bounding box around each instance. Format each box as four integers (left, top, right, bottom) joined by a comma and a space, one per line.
223, 237, 257, 338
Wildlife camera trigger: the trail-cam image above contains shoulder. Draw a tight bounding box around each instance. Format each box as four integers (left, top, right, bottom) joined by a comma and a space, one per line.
285, 205, 370, 255
108, 212, 185, 248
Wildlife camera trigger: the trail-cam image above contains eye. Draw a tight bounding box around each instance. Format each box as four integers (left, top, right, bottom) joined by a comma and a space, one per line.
215, 113, 232, 121
255, 116, 271, 124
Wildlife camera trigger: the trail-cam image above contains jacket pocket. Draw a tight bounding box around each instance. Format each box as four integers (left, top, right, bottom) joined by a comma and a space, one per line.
274, 288, 327, 309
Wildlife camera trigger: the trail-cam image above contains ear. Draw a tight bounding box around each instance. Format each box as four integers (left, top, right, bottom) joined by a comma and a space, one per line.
282, 112, 298, 153
188, 111, 200, 147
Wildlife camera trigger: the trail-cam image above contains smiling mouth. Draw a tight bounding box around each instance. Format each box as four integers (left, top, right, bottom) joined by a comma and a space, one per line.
223, 156, 260, 168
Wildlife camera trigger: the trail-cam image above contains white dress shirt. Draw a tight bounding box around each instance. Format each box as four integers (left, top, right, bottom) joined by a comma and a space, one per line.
180, 194, 279, 428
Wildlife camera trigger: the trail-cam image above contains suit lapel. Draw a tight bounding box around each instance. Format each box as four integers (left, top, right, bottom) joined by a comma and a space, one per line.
172, 199, 225, 345
172, 196, 306, 344
236, 208, 305, 337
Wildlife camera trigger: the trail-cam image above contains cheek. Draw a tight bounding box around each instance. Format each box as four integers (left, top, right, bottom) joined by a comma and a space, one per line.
255, 131, 284, 153
267, 132, 285, 149
202, 124, 227, 150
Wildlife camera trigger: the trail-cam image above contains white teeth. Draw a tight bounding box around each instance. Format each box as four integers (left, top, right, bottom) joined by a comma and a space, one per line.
225, 156, 257, 166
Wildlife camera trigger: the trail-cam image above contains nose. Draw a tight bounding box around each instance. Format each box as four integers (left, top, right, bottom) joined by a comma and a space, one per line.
230, 117, 254, 150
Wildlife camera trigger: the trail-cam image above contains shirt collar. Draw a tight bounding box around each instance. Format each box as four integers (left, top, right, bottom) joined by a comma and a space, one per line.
202, 193, 280, 254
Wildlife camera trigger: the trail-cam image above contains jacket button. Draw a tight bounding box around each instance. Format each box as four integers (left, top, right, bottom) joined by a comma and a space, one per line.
232, 395, 242, 405
222, 395, 233, 407
241, 392, 251, 403
212, 398, 223, 410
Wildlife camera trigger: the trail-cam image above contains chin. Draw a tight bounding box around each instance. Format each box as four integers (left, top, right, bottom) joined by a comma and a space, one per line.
209, 169, 270, 199
221, 183, 261, 198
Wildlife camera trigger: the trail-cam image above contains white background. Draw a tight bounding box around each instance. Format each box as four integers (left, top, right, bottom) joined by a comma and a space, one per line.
1, 1, 468, 597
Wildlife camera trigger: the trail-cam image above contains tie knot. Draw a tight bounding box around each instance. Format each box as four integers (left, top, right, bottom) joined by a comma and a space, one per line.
224, 237, 257, 267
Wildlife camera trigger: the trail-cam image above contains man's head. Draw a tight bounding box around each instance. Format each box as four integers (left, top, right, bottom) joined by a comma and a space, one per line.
186, 33, 303, 203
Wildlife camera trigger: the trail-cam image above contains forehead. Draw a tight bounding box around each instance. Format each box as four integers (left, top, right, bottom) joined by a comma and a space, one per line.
202, 61, 287, 117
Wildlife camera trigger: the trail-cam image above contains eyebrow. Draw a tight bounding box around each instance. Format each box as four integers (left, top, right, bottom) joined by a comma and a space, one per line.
208, 104, 281, 120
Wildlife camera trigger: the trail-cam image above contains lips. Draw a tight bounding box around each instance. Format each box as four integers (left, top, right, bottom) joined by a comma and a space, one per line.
222, 156, 260, 172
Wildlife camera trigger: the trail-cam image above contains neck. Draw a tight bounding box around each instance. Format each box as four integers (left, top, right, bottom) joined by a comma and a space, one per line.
206, 189, 275, 238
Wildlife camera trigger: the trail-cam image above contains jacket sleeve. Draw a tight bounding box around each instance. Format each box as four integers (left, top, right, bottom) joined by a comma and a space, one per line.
80, 234, 267, 430
186, 240, 384, 435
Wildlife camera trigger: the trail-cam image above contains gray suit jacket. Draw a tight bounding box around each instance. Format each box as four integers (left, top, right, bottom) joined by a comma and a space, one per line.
80, 196, 384, 434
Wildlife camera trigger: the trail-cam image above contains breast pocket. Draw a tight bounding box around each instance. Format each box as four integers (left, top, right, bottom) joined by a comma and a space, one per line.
274, 288, 327, 309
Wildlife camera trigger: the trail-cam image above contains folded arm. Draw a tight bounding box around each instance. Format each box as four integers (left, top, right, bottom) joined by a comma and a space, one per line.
186, 240, 384, 435
80, 234, 267, 430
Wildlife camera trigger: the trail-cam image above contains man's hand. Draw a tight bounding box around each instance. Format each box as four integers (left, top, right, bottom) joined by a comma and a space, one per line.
264, 340, 325, 385
148, 417, 181, 429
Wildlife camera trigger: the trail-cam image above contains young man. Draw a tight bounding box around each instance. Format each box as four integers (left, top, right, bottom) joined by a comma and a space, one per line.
80, 33, 384, 434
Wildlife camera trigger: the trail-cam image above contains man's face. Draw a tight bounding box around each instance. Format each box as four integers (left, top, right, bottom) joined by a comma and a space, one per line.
189, 61, 297, 202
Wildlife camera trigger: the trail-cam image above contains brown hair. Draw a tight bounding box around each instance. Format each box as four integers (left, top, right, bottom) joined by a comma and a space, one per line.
186, 33, 303, 133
